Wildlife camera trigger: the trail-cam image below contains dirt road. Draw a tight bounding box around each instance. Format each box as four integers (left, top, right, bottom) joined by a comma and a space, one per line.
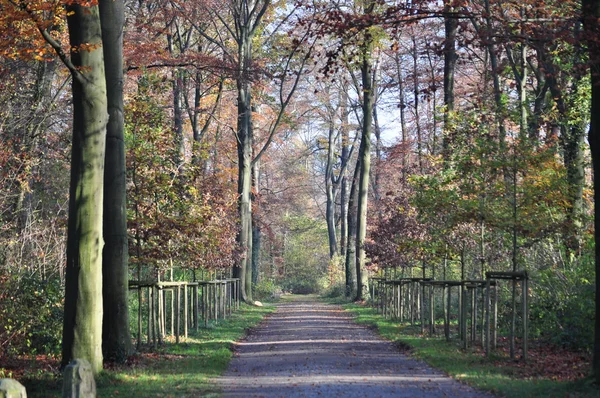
218, 296, 493, 397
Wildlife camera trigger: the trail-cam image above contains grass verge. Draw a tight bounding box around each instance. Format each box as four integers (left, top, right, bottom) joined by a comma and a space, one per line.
339, 300, 598, 398
21, 303, 274, 398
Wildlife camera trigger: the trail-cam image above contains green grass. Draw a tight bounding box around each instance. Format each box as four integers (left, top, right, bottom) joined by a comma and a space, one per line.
339, 300, 599, 397
22, 303, 274, 398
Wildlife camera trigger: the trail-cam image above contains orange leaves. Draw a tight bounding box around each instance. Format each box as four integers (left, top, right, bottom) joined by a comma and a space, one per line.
0, 0, 66, 61
70, 42, 102, 53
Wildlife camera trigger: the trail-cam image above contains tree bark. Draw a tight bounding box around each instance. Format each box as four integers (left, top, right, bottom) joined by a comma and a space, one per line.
233, 22, 254, 302
99, 0, 133, 363
355, 16, 375, 301
411, 36, 424, 173
339, 87, 350, 258
345, 158, 360, 297
251, 157, 261, 286
442, 2, 457, 159
61, 3, 107, 374
325, 122, 338, 258
582, 0, 600, 381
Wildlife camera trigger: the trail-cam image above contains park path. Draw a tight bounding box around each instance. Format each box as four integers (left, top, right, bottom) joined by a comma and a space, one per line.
217, 296, 493, 397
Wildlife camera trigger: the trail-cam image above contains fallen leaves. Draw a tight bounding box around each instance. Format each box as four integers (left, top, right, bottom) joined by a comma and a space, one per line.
489, 341, 591, 381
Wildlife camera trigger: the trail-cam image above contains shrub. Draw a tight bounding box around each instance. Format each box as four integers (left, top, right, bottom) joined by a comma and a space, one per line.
0, 275, 63, 357
253, 279, 282, 301
529, 256, 594, 351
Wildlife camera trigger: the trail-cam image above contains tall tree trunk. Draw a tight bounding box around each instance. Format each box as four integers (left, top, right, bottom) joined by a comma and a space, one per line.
233, 26, 254, 303
339, 95, 350, 258
483, 0, 507, 148
99, 0, 133, 363
15, 60, 56, 239
442, 2, 457, 159
340, 175, 348, 257
540, 46, 586, 254
61, 3, 107, 374
345, 158, 360, 297
355, 18, 375, 301
372, 100, 382, 205
411, 36, 424, 173
173, 69, 185, 165
325, 123, 338, 258
394, 46, 408, 181
563, 122, 586, 253
583, 0, 600, 380
251, 157, 261, 286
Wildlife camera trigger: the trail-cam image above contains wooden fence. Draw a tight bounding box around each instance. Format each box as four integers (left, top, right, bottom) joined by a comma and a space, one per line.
129, 278, 240, 347
369, 271, 528, 359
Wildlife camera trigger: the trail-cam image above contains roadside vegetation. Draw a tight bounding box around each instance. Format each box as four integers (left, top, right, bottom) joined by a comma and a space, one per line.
339, 300, 598, 398
2, 303, 273, 398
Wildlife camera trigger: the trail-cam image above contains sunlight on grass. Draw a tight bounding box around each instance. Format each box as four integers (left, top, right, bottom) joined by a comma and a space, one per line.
23, 303, 274, 398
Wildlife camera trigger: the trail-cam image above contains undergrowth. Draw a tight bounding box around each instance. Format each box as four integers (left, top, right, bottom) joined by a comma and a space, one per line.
19, 303, 274, 398
340, 299, 599, 398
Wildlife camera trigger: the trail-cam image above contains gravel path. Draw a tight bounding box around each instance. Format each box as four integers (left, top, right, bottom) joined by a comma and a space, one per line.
218, 297, 493, 397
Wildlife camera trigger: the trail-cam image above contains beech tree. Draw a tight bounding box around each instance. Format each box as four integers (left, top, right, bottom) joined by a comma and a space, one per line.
582, 0, 600, 381
60, 3, 107, 374
354, 1, 376, 300
99, 0, 133, 362
17, 0, 111, 372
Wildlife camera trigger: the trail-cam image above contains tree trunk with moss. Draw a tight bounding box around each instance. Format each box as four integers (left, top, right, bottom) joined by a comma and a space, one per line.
61, 3, 108, 375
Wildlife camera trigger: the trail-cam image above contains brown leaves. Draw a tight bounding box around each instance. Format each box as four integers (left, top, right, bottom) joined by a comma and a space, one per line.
490, 342, 591, 381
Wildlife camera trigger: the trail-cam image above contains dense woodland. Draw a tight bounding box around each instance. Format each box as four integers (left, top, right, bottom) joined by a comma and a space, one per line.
1, 0, 600, 382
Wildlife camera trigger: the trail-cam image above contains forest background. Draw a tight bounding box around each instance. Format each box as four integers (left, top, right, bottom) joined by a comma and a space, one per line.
1, 0, 600, 382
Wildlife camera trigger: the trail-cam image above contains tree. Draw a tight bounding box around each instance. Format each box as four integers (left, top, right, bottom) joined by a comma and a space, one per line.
582, 0, 600, 381
43, 2, 108, 373
99, 0, 133, 363
442, 0, 458, 158
354, 0, 376, 301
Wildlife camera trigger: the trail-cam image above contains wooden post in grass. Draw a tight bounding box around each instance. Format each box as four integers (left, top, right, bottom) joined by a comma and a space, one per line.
381, 282, 388, 319
221, 281, 225, 318
225, 281, 230, 316
429, 283, 434, 336
147, 287, 151, 345
158, 286, 164, 342
523, 277, 528, 360
227, 281, 232, 316
184, 283, 188, 339
493, 284, 498, 349
170, 288, 174, 335
461, 284, 467, 349
175, 285, 181, 344
218, 282, 223, 319
480, 287, 485, 346
485, 279, 491, 356
470, 287, 476, 345
202, 282, 208, 327
137, 285, 141, 349
194, 284, 199, 332
398, 282, 403, 320
486, 271, 528, 359
445, 283, 451, 341
213, 282, 218, 321
152, 284, 161, 349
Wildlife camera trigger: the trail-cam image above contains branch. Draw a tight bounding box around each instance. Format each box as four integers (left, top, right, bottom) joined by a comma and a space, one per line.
18, 1, 86, 85
252, 35, 314, 166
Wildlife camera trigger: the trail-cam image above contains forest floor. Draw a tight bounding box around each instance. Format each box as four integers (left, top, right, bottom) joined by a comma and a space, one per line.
217, 295, 492, 397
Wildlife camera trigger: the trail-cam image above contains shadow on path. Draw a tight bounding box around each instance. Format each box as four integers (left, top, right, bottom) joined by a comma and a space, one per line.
218, 297, 493, 397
